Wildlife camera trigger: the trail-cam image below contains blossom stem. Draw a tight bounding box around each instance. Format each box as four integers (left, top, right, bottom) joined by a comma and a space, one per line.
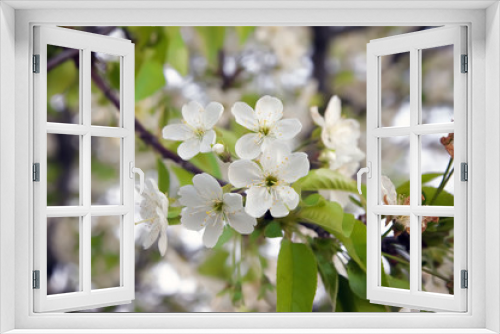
429, 158, 454, 205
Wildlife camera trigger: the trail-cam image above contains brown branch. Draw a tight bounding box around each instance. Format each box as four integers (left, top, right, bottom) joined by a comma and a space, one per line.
47, 27, 116, 71
89, 61, 227, 186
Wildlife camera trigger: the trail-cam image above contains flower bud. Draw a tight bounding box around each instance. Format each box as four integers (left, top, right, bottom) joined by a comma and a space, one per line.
212, 143, 225, 155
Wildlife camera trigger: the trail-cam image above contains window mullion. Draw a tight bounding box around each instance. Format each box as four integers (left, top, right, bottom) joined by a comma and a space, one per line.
81, 48, 92, 294
409, 47, 420, 295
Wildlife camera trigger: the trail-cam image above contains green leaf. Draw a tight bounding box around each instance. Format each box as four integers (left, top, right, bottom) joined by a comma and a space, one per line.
216, 127, 239, 157
235, 26, 255, 46
294, 169, 358, 194
264, 221, 283, 238
195, 27, 226, 68
198, 249, 231, 279
396, 173, 442, 197
310, 238, 339, 311
135, 59, 166, 101
422, 186, 454, 206
299, 200, 344, 234
336, 276, 387, 312
342, 213, 355, 237
170, 165, 193, 186
166, 27, 189, 76
347, 260, 366, 299
157, 158, 170, 194
214, 225, 234, 248
303, 193, 326, 207
190, 152, 222, 179
167, 206, 181, 219
276, 240, 318, 312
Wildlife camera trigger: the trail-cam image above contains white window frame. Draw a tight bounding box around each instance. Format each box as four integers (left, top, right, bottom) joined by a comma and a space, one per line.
366, 26, 467, 312
33, 26, 136, 312
1, 1, 499, 333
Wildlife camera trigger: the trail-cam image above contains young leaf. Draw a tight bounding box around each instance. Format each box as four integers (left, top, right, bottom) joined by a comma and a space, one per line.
166, 27, 189, 76
235, 26, 255, 46
294, 169, 358, 193
310, 238, 339, 311
170, 165, 193, 186
135, 59, 166, 101
347, 260, 367, 299
264, 221, 283, 238
299, 200, 344, 234
276, 240, 318, 312
342, 213, 355, 237
396, 173, 442, 197
157, 158, 170, 194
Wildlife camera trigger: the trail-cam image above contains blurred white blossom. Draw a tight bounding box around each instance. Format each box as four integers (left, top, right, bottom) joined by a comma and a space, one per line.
228, 142, 309, 218
311, 96, 365, 208
178, 173, 256, 248
137, 179, 169, 256
232, 95, 302, 159
163, 101, 223, 160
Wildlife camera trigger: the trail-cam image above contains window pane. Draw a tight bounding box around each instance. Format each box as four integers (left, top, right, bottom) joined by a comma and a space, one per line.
47, 217, 80, 295
421, 45, 454, 124
420, 133, 454, 206
91, 52, 121, 127
380, 136, 410, 205
47, 133, 80, 206
421, 216, 454, 295
91, 137, 121, 205
47, 45, 80, 124
91, 216, 121, 290
381, 216, 410, 290
380, 52, 410, 127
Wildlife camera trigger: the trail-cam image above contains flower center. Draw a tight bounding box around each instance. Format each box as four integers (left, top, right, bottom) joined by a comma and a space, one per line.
265, 175, 278, 187
194, 128, 205, 138
212, 199, 224, 213
260, 126, 271, 136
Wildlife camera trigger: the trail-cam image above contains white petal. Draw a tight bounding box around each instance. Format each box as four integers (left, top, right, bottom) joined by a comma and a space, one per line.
260, 141, 290, 174
199, 129, 216, 153
202, 214, 224, 248
177, 138, 201, 160
278, 152, 310, 183
180, 206, 210, 231
228, 160, 263, 188
275, 185, 299, 210
231, 102, 259, 131
272, 118, 302, 140
178, 185, 205, 207
226, 210, 257, 234
162, 124, 194, 141
260, 136, 276, 153
143, 223, 160, 250
310, 106, 325, 127
235, 133, 262, 159
182, 101, 203, 128
245, 186, 272, 218
324, 95, 341, 127
255, 95, 283, 125
158, 230, 168, 256
270, 201, 289, 218
202, 102, 224, 129
381, 175, 397, 205
193, 173, 222, 201
222, 192, 244, 211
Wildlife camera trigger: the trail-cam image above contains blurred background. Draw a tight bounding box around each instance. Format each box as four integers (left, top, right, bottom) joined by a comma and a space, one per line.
45, 26, 456, 312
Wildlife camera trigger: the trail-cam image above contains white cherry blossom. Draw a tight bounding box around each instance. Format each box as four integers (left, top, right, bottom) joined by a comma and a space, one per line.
231, 95, 302, 160
311, 96, 365, 208
163, 101, 223, 160
228, 142, 310, 218
381, 175, 397, 205
178, 173, 257, 248
136, 178, 169, 256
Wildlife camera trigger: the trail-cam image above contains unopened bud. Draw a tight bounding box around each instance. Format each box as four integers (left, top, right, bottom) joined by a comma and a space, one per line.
212, 143, 225, 155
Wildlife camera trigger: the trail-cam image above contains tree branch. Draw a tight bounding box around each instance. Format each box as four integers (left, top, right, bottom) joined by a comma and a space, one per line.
47, 27, 116, 71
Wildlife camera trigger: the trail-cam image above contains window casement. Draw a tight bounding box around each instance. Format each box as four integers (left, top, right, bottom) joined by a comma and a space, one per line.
32, 26, 138, 312
363, 26, 468, 312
